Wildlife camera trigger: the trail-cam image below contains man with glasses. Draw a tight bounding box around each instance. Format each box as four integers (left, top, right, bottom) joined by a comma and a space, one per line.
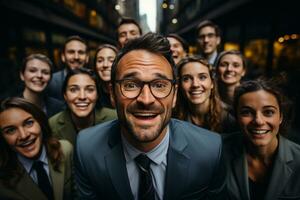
196, 20, 221, 66
75, 32, 227, 199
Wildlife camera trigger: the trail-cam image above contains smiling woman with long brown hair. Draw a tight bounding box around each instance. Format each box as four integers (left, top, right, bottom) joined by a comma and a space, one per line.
0, 97, 75, 200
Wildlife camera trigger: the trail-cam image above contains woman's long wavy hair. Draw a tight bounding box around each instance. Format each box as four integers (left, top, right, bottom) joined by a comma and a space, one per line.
0, 97, 63, 187
173, 56, 224, 132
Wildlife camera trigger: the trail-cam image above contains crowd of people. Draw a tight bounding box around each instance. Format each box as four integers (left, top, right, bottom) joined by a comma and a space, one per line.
0, 17, 299, 200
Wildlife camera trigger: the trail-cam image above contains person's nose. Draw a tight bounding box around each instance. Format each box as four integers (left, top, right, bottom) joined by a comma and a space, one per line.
78, 89, 86, 100
254, 112, 265, 125
136, 84, 156, 105
74, 52, 79, 59
226, 64, 234, 71
103, 59, 109, 67
18, 127, 30, 140
192, 77, 200, 87
36, 70, 42, 78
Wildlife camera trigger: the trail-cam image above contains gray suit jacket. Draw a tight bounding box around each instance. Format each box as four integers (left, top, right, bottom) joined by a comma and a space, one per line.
223, 133, 300, 200
0, 140, 75, 200
75, 119, 227, 200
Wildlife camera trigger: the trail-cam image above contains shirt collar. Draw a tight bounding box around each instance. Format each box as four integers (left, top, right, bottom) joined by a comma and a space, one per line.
122, 126, 170, 165
208, 50, 218, 65
17, 145, 48, 173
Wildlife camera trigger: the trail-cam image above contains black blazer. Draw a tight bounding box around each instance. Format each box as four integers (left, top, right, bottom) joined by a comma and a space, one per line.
75, 119, 227, 200
223, 133, 300, 200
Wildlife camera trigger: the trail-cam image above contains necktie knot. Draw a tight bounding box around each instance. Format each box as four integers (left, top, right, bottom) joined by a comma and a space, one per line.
135, 154, 151, 171
32, 161, 44, 173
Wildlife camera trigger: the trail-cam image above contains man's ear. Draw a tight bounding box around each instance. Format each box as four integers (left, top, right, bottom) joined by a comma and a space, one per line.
216, 36, 221, 46
85, 55, 89, 64
109, 82, 116, 108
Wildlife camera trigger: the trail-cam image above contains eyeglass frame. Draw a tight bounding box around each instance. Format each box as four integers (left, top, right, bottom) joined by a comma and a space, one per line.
115, 78, 177, 99
197, 33, 217, 41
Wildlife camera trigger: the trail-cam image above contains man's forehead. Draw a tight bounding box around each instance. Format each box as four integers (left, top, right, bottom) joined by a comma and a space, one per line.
118, 23, 140, 32
116, 50, 173, 78
199, 26, 216, 34
65, 40, 87, 49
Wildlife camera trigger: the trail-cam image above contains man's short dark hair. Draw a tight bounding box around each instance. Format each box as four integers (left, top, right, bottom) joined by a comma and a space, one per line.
62, 35, 88, 53
117, 17, 143, 35
166, 33, 189, 53
111, 32, 176, 84
196, 20, 221, 37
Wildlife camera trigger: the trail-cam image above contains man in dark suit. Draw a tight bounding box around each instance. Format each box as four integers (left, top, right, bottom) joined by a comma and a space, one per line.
196, 20, 221, 67
47, 35, 89, 101
75, 32, 227, 199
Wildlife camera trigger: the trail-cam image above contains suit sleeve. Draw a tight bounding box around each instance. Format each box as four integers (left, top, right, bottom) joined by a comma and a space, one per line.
206, 140, 229, 199
74, 141, 98, 199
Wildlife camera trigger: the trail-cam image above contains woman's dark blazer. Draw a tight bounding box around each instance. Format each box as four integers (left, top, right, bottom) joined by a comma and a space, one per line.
223, 133, 300, 200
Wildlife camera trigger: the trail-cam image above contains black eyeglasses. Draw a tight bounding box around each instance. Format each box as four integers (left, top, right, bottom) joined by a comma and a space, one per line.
115, 78, 176, 99
197, 33, 217, 40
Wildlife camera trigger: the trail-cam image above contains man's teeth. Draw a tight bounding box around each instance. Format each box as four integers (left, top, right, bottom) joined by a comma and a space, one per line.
135, 113, 156, 117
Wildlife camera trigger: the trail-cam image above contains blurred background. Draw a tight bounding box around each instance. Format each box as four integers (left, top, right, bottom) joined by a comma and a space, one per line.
0, 0, 299, 115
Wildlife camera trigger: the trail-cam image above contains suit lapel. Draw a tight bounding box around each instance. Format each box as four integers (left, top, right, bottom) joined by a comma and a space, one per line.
232, 150, 250, 200
264, 136, 293, 199
49, 159, 64, 200
164, 120, 190, 200
105, 123, 134, 200
57, 111, 77, 145
15, 168, 47, 200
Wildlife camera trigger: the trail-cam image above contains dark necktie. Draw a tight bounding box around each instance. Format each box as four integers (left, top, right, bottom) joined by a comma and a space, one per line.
32, 161, 54, 200
135, 154, 156, 200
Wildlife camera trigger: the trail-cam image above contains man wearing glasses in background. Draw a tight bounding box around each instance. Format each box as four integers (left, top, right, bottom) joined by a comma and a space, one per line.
196, 20, 221, 66
75, 32, 227, 200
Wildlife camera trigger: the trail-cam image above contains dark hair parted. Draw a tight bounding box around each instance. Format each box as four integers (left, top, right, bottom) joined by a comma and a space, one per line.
174, 56, 225, 132
118, 17, 142, 36
0, 97, 63, 186
111, 32, 177, 84
215, 50, 247, 71
93, 44, 118, 73
63, 35, 88, 53
233, 77, 292, 135
196, 20, 221, 37
166, 33, 189, 53
62, 67, 99, 96
21, 54, 53, 77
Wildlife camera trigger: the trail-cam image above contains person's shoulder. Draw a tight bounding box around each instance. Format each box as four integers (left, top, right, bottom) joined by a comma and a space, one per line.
170, 118, 220, 138
281, 135, 300, 155
49, 110, 66, 125
59, 139, 73, 155
77, 119, 119, 144
96, 107, 118, 119
170, 119, 222, 148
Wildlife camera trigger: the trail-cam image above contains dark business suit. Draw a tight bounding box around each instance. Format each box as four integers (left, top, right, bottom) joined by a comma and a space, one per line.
223, 133, 300, 200
75, 119, 226, 200
47, 69, 66, 101
0, 140, 75, 200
